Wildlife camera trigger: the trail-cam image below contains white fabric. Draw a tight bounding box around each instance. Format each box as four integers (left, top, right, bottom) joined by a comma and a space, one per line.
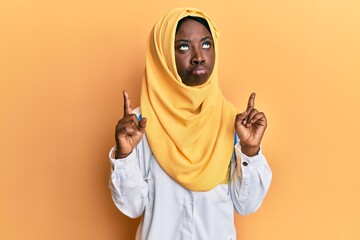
109, 108, 272, 240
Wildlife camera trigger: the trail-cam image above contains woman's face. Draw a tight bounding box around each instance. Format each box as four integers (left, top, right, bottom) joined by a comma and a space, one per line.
175, 19, 215, 86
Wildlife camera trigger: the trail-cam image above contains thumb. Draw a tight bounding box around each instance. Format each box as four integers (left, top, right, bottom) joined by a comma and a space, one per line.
235, 111, 247, 128
138, 117, 147, 134
236, 111, 247, 122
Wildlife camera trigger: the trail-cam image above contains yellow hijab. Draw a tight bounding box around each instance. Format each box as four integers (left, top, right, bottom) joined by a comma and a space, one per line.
141, 7, 238, 191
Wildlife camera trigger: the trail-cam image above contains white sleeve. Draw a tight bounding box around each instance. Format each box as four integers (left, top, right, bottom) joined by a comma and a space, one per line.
230, 143, 272, 215
108, 146, 149, 218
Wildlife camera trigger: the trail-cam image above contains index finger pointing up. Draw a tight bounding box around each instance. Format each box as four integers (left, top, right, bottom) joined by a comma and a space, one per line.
246, 92, 256, 112
123, 91, 132, 116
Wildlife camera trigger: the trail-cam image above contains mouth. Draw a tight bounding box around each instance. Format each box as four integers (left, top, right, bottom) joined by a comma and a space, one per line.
191, 66, 209, 76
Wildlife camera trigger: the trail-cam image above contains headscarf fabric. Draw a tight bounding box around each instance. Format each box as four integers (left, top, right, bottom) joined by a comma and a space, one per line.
140, 7, 238, 191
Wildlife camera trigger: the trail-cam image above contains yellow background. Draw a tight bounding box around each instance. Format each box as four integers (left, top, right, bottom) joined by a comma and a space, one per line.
1, 0, 359, 239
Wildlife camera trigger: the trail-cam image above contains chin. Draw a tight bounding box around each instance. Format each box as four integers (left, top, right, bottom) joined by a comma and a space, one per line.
185, 76, 210, 87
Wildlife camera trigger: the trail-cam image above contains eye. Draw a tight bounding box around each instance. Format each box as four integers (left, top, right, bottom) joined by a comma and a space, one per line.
202, 42, 211, 49
178, 44, 189, 51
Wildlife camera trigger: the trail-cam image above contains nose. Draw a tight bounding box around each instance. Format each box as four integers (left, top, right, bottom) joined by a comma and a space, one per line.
191, 48, 205, 65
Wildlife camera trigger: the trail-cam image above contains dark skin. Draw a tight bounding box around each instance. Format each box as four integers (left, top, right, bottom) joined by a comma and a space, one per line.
174, 19, 215, 86
115, 91, 147, 159
115, 19, 267, 158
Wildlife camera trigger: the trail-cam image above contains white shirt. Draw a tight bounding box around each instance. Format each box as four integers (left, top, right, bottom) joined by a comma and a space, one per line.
109, 108, 272, 240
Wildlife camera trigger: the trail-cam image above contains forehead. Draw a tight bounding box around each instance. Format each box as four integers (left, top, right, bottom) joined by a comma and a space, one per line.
175, 19, 212, 39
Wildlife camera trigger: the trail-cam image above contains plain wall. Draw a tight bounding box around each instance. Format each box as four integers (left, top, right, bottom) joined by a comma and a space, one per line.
1, 0, 359, 239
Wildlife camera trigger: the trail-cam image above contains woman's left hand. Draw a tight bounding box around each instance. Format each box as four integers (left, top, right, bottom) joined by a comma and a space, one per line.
235, 93, 267, 157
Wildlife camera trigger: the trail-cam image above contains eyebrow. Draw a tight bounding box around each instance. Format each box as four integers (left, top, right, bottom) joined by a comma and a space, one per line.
175, 36, 213, 43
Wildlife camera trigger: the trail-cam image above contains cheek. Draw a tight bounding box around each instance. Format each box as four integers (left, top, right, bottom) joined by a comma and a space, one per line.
175, 56, 188, 74
207, 52, 215, 71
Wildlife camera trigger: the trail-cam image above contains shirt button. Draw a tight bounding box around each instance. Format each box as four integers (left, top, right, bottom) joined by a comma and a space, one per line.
242, 161, 248, 166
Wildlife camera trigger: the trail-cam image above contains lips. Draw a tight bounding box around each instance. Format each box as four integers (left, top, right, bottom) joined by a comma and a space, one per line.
191, 66, 208, 76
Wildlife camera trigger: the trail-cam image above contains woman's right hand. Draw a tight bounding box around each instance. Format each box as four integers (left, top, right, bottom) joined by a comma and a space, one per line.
115, 91, 147, 159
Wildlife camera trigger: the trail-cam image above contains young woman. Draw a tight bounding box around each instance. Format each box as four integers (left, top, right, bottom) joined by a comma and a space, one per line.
109, 7, 272, 239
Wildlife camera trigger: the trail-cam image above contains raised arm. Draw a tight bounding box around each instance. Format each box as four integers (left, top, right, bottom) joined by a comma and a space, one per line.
109, 91, 149, 218
231, 93, 272, 215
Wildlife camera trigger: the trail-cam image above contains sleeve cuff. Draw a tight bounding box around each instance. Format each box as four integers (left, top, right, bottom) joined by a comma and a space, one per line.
235, 142, 262, 169
109, 146, 137, 172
